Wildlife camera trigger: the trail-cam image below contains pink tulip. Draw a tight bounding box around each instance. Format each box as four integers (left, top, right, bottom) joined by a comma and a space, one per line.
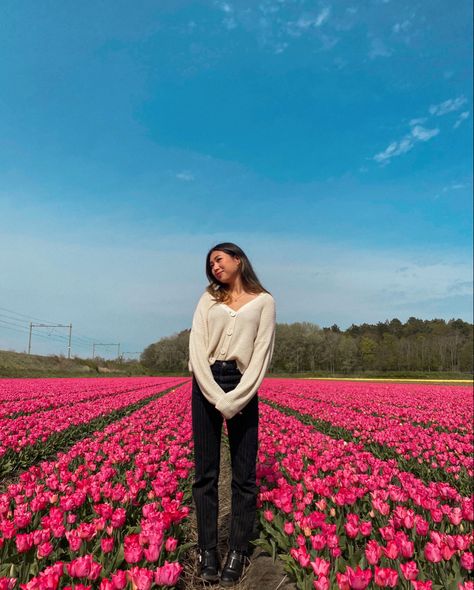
144, 543, 160, 562
127, 567, 153, 590
154, 561, 183, 586
101, 537, 114, 553
424, 542, 443, 563
359, 520, 372, 536
383, 540, 399, 559
310, 557, 330, 577
36, 541, 53, 558
310, 533, 326, 550
461, 552, 474, 571
400, 561, 419, 581
111, 508, 126, 528
415, 518, 429, 536
374, 566, 398, 588
15, 533, 33, 553
346, 566, 372, 590
365, 540, 383, 565
344, 520, 359, 538
124, 534, 143, 564
165, 537, 178, 552
336, 573, 350, 590
263, 509, 274, 521
111, 571, 127, 590
313, 576, 330, 590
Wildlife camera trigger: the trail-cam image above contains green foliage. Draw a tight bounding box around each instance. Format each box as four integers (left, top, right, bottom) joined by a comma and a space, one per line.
142, 318, 473, 376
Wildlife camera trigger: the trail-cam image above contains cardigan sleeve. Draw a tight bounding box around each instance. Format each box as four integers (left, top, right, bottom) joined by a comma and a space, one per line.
188, 294, 227, 406
215, 296, 276, 419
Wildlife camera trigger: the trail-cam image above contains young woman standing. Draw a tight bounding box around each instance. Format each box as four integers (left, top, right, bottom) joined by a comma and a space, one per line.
188, 242, 276, 586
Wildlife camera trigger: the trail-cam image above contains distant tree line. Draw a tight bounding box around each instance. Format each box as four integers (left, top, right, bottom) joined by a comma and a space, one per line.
140, 317, 473, 375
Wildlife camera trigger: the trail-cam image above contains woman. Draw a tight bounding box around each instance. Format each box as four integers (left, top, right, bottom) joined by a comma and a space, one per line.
188, 242, 276, 586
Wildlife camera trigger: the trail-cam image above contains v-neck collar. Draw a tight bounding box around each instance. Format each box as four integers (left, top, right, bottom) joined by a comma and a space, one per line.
219, 292, 264, 313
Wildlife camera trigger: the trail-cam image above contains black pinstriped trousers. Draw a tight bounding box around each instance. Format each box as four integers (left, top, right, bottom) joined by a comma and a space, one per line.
192, 360, 258, 552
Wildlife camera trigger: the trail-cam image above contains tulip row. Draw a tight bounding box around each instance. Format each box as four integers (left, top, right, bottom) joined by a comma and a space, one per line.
260, 380, 473, 492
0, 378, 186, 461
254, 401, 473, 590
0, 378, 178, 419
265, 380, 472, 432
0, 382, 194, 589
0, 377, 175, 403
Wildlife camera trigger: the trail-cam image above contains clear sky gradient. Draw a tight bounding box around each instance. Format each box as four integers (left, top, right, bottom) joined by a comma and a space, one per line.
1, 0, 472, 358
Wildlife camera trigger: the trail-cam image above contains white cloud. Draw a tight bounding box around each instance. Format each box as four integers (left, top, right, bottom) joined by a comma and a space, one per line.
295, 7, 331, 29
409, 117, 426, 126
1, 231, 471, 355
217, 1, 233, 13
429, 95, 468, 116
176, 171, 195, 181
442, 182, 469, 193
453, 111, 470, 129
286, 7, 331, 38
374, 125, 439, 164
392, 19, 411, 34
273, 42, 289, 54
368, 37, 392, 59
410, 125, 439, 141
215, 1, 237, 29
314, 7, 331, 27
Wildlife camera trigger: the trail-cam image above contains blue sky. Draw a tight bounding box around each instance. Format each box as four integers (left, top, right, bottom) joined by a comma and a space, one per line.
0, 0, 472, 358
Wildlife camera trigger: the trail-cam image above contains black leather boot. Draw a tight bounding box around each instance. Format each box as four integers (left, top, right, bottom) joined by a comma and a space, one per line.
220, 549, 249, 587
197, 547, 220, 582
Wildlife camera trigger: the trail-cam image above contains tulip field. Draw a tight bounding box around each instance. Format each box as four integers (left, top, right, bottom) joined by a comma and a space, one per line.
0, 377, 472, 590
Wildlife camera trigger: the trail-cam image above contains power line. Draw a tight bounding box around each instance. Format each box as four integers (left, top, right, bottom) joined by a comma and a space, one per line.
0, 307, 103, 345
0, 306, 57, 325
0, 305, 130, 359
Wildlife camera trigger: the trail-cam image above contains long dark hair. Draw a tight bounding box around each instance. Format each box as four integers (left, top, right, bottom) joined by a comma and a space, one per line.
205, 242, 271, 303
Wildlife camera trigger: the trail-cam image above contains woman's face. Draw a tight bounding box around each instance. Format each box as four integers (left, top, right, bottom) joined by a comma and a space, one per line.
209, 250, 240, 283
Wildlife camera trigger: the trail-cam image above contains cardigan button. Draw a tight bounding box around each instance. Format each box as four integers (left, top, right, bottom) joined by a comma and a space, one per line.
227, 330, 233, 335
230, 311, 236, 317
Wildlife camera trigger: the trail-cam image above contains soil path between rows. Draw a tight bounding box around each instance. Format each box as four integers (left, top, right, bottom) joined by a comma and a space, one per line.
182, 438, 297, 590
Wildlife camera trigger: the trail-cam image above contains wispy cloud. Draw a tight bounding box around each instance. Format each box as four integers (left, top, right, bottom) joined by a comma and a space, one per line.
373, 95, 470, 165
392, 19, 412, 34
300, 7, 331, 28
409, 117, 427, 126
286, 7, 331, 37
368, 37, 392, 59
410, 125, 439, 141
176, 171, 195, 181
453, 111, 470, 129
442, 181, 469, 192
429, 95, 468, 116
215, 1, 237, 30
374, 124, 439, 164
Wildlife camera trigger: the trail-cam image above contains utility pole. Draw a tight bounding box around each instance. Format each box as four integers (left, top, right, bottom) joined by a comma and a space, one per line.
92, 343, 121, 360
28, 323, 73, 358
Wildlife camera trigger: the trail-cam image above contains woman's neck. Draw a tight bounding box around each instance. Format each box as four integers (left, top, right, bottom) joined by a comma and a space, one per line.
226, 276, 245, 296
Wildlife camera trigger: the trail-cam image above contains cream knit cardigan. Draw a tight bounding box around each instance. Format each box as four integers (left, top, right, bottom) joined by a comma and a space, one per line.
188, 290, 276, 419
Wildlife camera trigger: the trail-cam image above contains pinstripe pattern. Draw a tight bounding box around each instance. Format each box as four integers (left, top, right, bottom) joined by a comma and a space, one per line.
192, 360, 258, 552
